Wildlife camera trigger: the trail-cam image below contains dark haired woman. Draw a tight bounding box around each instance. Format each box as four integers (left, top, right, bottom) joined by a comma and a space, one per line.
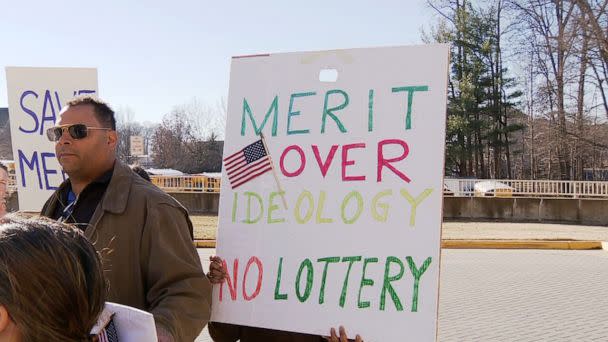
0, 215, 156, 341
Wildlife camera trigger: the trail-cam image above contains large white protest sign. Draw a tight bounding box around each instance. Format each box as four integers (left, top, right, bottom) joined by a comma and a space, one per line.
212, 45, 449, 341
5, 67, 98, 211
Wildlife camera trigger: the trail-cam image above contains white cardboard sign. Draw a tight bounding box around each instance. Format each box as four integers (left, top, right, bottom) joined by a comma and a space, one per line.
5, 67, 98, 211
213, 45, 449, 341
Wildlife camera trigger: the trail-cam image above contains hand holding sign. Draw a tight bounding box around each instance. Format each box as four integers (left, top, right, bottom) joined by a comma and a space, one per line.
208, 255, 228, 284
326, 326, 362, 342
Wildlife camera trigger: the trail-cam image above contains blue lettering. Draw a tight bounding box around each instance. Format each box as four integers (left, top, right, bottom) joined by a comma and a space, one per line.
55, 91, 62, 110
40, 90, 59, 135
18, 150, 43, 190
19, 91, 39, 134
41, 152, 60, 190
76, 89, 96, 96
18, 150, 64, 190
18, 89, 96, 136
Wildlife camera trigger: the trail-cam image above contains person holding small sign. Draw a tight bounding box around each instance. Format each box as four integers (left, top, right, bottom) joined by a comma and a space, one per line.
207, 256, 363, 342
40, 96, 212, 342
0, 214, 158, 341
0, 214, 108, 341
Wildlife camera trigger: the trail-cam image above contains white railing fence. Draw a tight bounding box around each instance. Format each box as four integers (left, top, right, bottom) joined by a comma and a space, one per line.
6, 174, 608, 198
444, 178, 608, 198
150, 175, 221, 193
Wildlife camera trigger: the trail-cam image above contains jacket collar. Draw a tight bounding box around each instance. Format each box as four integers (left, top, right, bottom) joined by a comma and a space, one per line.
100, 161, 133, 214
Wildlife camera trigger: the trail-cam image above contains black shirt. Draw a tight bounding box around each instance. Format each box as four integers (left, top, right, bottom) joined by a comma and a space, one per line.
50, 168, 113, 231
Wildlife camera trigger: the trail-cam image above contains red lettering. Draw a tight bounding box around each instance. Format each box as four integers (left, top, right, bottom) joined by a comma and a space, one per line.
242, 256, 264, 301
341, 143, 366, 181
377, 139, 410, 183
280, 145, 306, 177
312, 145, 338, 177
220, 258, 239, 301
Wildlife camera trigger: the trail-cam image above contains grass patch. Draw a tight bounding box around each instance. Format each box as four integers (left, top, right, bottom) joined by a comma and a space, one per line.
191, 214, 218, 240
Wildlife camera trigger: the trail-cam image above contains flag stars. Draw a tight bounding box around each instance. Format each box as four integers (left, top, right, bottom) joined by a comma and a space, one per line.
244, 141, 267, 163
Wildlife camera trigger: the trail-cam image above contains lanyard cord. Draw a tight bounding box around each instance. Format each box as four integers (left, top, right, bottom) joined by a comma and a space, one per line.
58, 190, 78, 223
51, 184, 80, 225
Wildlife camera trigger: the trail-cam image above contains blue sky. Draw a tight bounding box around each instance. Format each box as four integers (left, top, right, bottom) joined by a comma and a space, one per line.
0, 0, 433, 124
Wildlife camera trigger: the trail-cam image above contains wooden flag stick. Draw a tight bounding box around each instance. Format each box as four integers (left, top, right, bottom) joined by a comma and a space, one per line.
260, 133, 288, 209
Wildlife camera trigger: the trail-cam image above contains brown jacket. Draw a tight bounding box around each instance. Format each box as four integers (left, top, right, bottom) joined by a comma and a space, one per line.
41, 161, 211, 341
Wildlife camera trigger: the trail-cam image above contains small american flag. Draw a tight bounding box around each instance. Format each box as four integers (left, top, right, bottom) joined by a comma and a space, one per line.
224, 139, 272, 189
95, 316, 118, 342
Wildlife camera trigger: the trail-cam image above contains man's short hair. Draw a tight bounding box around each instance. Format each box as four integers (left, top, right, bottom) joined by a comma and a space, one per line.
67, 96, 116, 130
0, 163, 7, 174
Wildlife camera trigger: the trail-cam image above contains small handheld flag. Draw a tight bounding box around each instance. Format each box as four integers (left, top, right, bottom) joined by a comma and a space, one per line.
224, 139, 272, 189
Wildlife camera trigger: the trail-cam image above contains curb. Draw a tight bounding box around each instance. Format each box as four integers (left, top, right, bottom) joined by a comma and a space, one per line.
441, 240, 605, 250
194, 240, 216, 248
194, 239, 607, 250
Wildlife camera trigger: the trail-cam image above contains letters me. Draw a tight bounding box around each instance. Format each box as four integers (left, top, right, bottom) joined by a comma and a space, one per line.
18, 150, 66, 190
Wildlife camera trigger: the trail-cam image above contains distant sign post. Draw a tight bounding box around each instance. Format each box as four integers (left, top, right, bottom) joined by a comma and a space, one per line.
5, 67, 98, 212
130, 136, 144, 156
212, 45, 450, 341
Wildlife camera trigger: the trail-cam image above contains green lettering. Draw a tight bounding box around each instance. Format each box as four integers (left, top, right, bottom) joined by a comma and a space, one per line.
380, 256, 404, 311
316, 191, 333, 223
274, 257, 288, 300
358, 257, 378, 309
241, 96, 279, 136
321, 89, 348, 133
391, 86, 429, 130
296, 259, 314, 302
406, 256, 432, 312
341, 191, 363, 224
231, 192, 238, 223
294, 190, 314, 224
287, 92, 315, 135
243, 191, 263, 224
317, 256, 341, 304
267, 191, 286, 224
371, 190, 392, 222
368, 89, 374, 132
400, 188, 433, 226
339, 256, 362, 308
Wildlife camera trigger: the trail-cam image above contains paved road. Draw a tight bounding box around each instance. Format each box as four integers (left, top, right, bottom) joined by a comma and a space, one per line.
437, 249, 608, 341
196, 248, 608, 341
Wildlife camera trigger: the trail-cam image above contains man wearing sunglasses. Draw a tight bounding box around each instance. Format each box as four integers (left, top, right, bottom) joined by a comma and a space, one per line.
40, 96, 211, 342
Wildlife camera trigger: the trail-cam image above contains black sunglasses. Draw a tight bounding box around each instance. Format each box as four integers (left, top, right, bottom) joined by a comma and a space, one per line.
46, 124, 111, 142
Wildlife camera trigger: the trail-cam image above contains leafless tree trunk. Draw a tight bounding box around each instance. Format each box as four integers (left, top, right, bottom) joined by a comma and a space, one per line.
575, 11, 590, 179
574, 0, 608, 63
